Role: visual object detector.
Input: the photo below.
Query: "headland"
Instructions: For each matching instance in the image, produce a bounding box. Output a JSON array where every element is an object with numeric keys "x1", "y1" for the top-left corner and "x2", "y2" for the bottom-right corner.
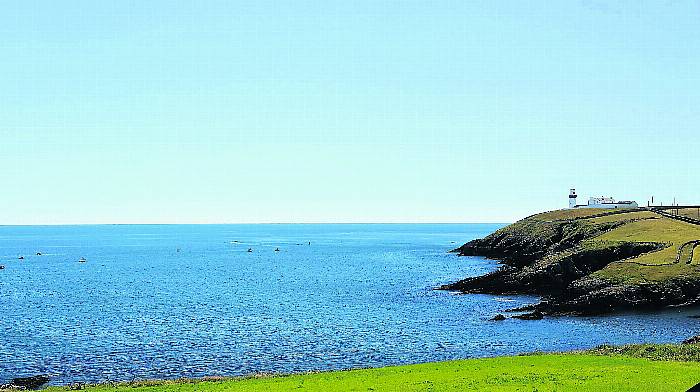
[{"x1": 442, "y1": 206, "x2": 700, "y2": 316}]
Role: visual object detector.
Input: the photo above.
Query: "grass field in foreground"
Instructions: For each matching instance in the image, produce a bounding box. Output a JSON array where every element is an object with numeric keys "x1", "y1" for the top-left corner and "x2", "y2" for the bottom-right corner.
[{"x1": 53, "y1": 353, "x2": 700, "y2": 392}]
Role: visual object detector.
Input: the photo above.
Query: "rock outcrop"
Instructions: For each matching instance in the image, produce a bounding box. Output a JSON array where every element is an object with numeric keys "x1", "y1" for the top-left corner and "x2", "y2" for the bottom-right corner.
[{"x1": 8, "y1": 376, "x2": 50, "y2": 390}]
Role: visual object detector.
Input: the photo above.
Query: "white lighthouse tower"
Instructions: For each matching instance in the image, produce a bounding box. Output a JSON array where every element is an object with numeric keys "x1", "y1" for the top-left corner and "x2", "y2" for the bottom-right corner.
[{"x1": 569, "y1": 188, "x2": 577, "y2": 208}]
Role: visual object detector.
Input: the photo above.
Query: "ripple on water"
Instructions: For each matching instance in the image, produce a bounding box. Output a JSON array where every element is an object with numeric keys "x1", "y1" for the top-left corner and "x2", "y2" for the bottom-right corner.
[{"x1": 0, "y1": 224, "x2": 699, "y2": 384}]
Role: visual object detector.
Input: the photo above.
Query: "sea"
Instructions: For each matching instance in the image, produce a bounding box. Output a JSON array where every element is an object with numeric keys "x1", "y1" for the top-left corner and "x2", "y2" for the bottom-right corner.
[{"x1": 1, "y1": 224, "x2": 698, "y2": 384}]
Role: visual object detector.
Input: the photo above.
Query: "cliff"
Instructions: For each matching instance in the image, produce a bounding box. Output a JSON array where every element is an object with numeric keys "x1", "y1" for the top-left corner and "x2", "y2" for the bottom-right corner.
[{"x1": 442, "y1": 208, "x2": 700, "y2": 316}]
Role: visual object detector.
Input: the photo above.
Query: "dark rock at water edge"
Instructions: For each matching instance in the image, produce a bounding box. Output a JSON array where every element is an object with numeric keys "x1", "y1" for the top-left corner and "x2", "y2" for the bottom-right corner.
[
  {"x1": 683, "y1": 335, "x2": 700, "y2": 345},
  {"x1": 512, "y1": 311, "x2": 544, "y2": 320},
  {"x1": 490, "y1": 314, "x2": 506, "y2": 321},
  {"x1": 533, "y1": 277, "x2": 700, "y2": 315},
  {"x1": 10, "y1": 376, "x2": 50, "y2": 390}
]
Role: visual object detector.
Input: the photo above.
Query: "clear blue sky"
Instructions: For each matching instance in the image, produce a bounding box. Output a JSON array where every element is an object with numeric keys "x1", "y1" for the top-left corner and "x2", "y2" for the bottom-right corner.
[{"x1": 2, "y1": 1, "x2": 699, "y2": 224}]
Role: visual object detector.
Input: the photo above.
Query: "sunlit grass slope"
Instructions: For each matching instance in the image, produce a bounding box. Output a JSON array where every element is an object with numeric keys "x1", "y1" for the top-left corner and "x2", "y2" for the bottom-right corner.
[
  {"x1": 57, "y1": 353, "x2": 700, "y2": 392},
  {"x1": 591, "y1": 212, "x2": 700, "y2": 282},
  {"x1": 527, "y1": 208, "x2": 700, "y2": 283}
]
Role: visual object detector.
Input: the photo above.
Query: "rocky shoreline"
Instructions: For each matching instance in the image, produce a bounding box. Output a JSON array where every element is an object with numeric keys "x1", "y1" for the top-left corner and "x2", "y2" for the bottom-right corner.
[{"x1": 440, "y1": 209, "x2": 700, "y2": 317}]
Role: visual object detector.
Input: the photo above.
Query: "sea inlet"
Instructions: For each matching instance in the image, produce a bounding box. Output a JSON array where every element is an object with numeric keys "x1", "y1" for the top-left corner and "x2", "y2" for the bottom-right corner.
[{"x1": 1, "y1": 224, "x2": 698, "y2": 384}]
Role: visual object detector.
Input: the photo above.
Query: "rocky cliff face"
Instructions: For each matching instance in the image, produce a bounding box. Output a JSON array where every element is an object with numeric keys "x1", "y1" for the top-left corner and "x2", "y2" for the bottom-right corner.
[
  {"x1": 545, "y1": 276, "x2": 700, "y2": 314},
  {"x1": 442, "y1": 211, "x2": 700, "y2": 316},
  {"x1": 444, "y1": 241, "x2": 664, "y2": 296},
  {"x1": 452, "y1": 218, "x2": 627, "y2": 265}
]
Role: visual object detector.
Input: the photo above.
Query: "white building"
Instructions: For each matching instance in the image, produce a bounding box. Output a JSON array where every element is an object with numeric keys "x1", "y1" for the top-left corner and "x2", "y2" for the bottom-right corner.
[{"x1": 569, "y1": 189, "x2": 638, "y2": 209}]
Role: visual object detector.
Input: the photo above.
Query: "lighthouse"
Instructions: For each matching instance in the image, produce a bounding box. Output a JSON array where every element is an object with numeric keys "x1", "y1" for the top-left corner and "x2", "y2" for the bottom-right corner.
[{"x1": 569, "y1": 188, "x2": 577, "y2": 208}]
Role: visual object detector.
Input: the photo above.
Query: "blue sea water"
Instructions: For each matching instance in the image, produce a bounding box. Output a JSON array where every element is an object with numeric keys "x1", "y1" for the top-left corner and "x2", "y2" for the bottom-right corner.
[{"x1": 0, "y1": 223, "x2": 699, "y2": 384}]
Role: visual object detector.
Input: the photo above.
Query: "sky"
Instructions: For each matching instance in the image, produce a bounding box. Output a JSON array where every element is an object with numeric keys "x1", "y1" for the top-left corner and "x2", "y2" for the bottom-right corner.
[{"x1": 1, "y1": 1, "x2": 699, "y2": 224}]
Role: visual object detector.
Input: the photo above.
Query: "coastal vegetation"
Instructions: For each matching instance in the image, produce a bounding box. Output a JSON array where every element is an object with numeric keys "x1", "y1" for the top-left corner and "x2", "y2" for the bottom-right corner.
[
  {"x1": 443, "y1": 208, "x2": 700, "y2": 315},
  {"x1": 41, "y1": 345, "x2": 700, "y2": 391}
]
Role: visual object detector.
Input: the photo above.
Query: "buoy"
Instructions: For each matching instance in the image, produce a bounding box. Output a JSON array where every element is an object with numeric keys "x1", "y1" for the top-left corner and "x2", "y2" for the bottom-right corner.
[
  {"x1": 18, "y1": 256, "x2": 24, "y2": 260},
  {"x1": 247, "y1": 248, "x2": 253, "y2": 253},
  {"x1": 274, "y1": 248, "x2": 280, "y2": 252},
  {"x1": 78, "y1": 257, "x2": 87, "y2": 263},
  {"x1": 36, "y1": 252, "x2": 42, "y2": 256},
  {"x1": 0, "y1": 265, "x2": 5, "y2": 270}
]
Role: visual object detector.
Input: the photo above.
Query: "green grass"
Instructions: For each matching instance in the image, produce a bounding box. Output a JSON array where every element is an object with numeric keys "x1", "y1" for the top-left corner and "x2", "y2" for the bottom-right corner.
[
  {"x1": 586, "y1": 215, "x2": 700, "y2": 282},
  {"x1": 530, "y1": 208, "x2": 632, "y2": 221},
  {"x1": 51, "y1": 353, "x2": 700, "y2": 392},
  {"x1": 587, "y1": 343, "x2": 700, "y2": 362},
  {"x1": 587, "y1": 210, "x2": 658, "y2": 224},
  {"x1": 596, "y1": 217, "x2": 700, "y2": 249},
  {"x1": 595, "y1": 261, "x2": 700, "y2": 283}
]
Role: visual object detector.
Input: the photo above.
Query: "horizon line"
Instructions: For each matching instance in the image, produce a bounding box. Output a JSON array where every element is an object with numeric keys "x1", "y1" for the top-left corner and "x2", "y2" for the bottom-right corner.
[{"x1": 0, "y1": 221, "x2": 512, "y2": 227}]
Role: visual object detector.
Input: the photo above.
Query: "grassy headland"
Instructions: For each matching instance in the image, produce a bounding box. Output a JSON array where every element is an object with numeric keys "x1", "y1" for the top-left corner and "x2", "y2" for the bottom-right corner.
[
  {"x1": 45, "y1": 345, "x2": 700, "y2": 391},
  {"x1": 443, "y1": 208, "x2": 700, "y2": 315}
]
